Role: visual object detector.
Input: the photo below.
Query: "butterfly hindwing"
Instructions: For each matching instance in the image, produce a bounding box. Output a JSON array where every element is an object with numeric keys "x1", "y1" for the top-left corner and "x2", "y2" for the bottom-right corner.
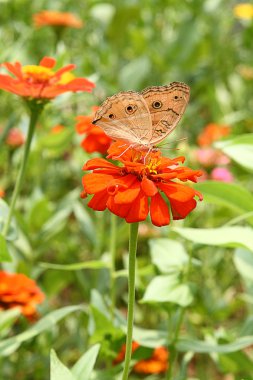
[{"x1": 141, "y1": 82, "x2": 190, "y2": 145}]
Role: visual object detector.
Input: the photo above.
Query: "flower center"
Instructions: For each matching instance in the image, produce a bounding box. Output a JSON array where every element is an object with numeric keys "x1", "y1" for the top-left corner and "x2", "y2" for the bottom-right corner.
[
  {"x1": 22, "y1": 65, "x2": 55, "y2": 84},
  {"x1": 58, "y1": 72, "x2": 75, "y2": 84},
  {"x1": 145, "y1": 157, "x2": 161, "y2": 175}
]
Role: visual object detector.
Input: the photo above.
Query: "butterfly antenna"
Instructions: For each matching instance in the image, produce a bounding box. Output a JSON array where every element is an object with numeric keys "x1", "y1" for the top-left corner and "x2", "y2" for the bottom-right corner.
[{"x1": 158, "y1": 136, "x2": 188, "y2": 147}]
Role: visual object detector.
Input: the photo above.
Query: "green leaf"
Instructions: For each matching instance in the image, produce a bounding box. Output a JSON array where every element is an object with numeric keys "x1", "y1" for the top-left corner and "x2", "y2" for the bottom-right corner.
[
  {"x1": 40, "y1": 260, "x2": 110, "y2": 271},
  {"x1": 28, "y1": 197, "x2": 53, "y2": 232},
  {"x1": 218, "y1": 350, "x2": 253, "y2": 374},
  {"x1": 73, "y1": 202, "x2": 95, "y2": 244},
  {"x1": 0, "y1": 199, "x2": 17, "y2": 242},
  {"x1": 0, "y1": 234, "x2": 12, "y2": 262},
  {"x1": 215, "y1": 134, "x2": 253, "y2": 172},
  {"x1": 195, "y1": 181, "x2": 253, "y2": 222},
  {"x1": 132, "y1": 326, "x2": 167, "y2": 348},
  {"x1": 233, "y1": 248, "x2": 253, "y2": 281},
  {"x1": 89, "y1": 306, "x2": 123, "y2": 344},
  {"x1": 177, "y1": 336, "x2": 253, "y2": 353},
  {"x1": 119, "y1": 56, "x2": 151, "y2": 90},
  {"x1": 38, "y1": 127, "x2": 73, "y2": 153},
  {"x1": 140, "y1": 274, "x2": 193, "y2": 307},
  {"x1": 149, "y1": 238, "x2": 189, "y2": 273},
  {"x1": 50, "y1": 350, "x2": 75, "y2": 380},
  {"x1": 0, "y1": 305, "x2": 85, "y2": 356},
  {"x1": 173, "y1": 227, "x2": 253, "y2": 253},
  {"x1": 0, "y1": 309, "x2": 20, "y2": 336},
  {"x1": 71, "y1": 344, "x2": 100, "y2": 380}
]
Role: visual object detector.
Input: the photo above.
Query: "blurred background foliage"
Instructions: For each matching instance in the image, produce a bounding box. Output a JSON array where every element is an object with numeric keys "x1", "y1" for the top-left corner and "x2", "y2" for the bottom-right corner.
[{"x1": 0, "y1": 0, "x2": 253, "y2": 379}]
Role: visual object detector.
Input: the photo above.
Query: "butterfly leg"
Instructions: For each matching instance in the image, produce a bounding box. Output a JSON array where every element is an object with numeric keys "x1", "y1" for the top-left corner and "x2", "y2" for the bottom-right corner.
[
  {"x1": 143, "y1": 146, "x2": 154, "y2": 164},
  {"x1": 113, "y1": 143, "x2": 133, "y2": 159}
]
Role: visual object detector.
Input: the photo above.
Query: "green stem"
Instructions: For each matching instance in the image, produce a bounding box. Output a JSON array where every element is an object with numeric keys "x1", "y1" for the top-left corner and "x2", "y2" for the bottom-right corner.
[
  {"x1": 2, "y1": 106, "x2": 42, "y2": 238},
  {"x1": 166, "y1": 247, "x2": 194, "y2": 380},
  {"x1": 109, "y1": 213, "x2": 117, "y2": 320},
  {"x1": 121, "y1": 222, "x2": 139, "y2": 380}
]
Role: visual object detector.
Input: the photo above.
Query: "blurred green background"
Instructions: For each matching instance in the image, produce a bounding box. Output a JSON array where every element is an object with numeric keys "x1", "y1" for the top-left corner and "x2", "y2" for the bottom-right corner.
[{"x1": 1, "y1": 1, "x2": 253, "y2": 379}]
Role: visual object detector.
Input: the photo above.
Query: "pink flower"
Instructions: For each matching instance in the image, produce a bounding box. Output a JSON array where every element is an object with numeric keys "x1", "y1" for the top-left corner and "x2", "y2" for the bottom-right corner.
[
  {"x1": 211, "y1": 167, "x2": 234, "y2": 183},
  {"x1": 195, "y1": 148, "x2": 230, "y2": 167}
]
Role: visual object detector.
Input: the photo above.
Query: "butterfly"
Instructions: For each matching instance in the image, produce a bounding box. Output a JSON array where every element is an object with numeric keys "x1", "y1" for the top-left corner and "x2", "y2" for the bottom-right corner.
[{"x1": 92, "y1": 82, "x2": 190, "y2": 150}]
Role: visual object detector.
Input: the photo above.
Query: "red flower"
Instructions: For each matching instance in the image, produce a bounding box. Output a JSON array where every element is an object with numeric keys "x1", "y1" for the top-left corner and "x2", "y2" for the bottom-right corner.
[
  {"x1": 0, "y1": 271, "x2": 45, "y2": 319},
  {"x1": 114, "y1": 341, "x2": 169, "y2": 374},
  {"x1": 197, "y1": 123, "x2": 230, "y2": 147},
  {"x1": 33, "y1": 10, "x2": 83, "y2": 29},
  {"x1": 0, "y1": 57, "x2": 95, "y2": 100},
  {"x1": 5, "y1": 127, "x2": 25, "y2": 147},
  {"x1": 82, "y1": 142, "x2": 203, "y2": 227},
  {"x1": 0, "y1": 188, "x2": 5, "y2": 198},
  {"x1": 76, "y1": 107, "x2": 112, "y2": 154}
]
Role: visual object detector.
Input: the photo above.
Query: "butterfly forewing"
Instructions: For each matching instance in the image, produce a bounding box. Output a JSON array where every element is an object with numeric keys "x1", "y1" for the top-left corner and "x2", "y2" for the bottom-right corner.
[
  {"x1": 93, "y1": 91, "x2": 152, "y2": 145},
  {"x1": 141, "y1": 82, "x2": 190, "y2": 145}
]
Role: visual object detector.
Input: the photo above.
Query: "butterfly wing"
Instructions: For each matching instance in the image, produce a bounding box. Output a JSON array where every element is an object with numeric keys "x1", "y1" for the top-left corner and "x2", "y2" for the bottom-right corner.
[
  {"x1": 141, "y1": 82, "x2": 190, "y2": 145},
  {"x1": 92, "y1": 91, "x2": 152, "y2": 145}
]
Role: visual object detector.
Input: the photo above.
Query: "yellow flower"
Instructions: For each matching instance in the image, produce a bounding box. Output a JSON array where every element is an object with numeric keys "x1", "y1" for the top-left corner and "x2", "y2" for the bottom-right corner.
[{"x1": 233, "y1": 3, "x2": 253, "y2": 20}]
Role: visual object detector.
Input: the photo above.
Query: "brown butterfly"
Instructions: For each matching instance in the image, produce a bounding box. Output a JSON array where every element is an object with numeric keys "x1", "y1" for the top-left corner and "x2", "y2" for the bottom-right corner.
[{"x1": 92, "y1": 82, "x2": 190, "y2": 149}]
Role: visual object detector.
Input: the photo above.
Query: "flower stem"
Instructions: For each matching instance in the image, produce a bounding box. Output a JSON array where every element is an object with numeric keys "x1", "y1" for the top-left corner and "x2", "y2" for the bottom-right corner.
[
  {"x1": 166, "y1": 247, "x2": 194, "y2": 379},
  {"x1": 121, "y1": 222, "x2": 139, "y2": 380},
  {"x1": 2, "y1": 105, "x2": 42, "y2": 238},
  {"x1": 109, "y1": 213, "x2": 117, "y2": 320}
]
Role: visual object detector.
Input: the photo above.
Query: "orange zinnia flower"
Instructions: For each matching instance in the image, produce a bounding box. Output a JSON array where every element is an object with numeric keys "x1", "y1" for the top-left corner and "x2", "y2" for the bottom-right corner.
[
  {"x1": 33, "y1": 10, "x2": 83, "y2": 29},
  {"x1": 0, "y1": 271, "x2": 45, "y2": 319},
  {"x1": 134, "y1": 347, "x2": 169, "y2": 374},
  {"x1": 0, "y1": 56, "x2": 95, "y2": 100},
  {"x1": 197, "y1": 123, "x2": 230, "y2": 147},
  {"x1": 82, "y1": 142, "x2": 202, "y2": 227},
  {"x1": 114, "y1": 341, "x2": 169, "y2": 374},
  {"x1": 51, "y1": 124, "x2": 65, "y2": 134},
  {"x1": 76, "y1": 107, "x2": 112, "y2": 154},
  {"x1": 113, "y1": 341, "x2": 140, "y2": 364}
]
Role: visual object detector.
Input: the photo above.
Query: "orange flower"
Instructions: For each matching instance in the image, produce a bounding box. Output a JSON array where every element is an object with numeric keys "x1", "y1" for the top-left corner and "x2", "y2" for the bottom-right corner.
[
  {"x1": 113, "y1": 341, "x2": 140, "y2": 364},
  {"x1": 76, "y1": 107, "x2": 112, "y2": 154},
  {"x1": 0, "y1": 271, "x2": 45, "y2": 319},
  {"x1": 134, "y1": 347, "x2": 169, "y2": 374},
  {"x1": 51, "y1": 124, "x2": 65, "y2": 134},
  {"x1": 114, "y1": 341, "x2": 169, "y2": 374},
  {"x1": 33, "y1": 10, "x2": 83, "y2": 29},
  {"x1": 197, "y1": 123, "x2": 230, "y2": 147},
  {"x1": 0, "y1": 188, "x2": 5, "y2": 198},
  {"x1": 82, "y1": 142, "x2": 202, "y2": 227},
  {"x1": 0, "y1": 56, "x2": 95, "y2": 100}
]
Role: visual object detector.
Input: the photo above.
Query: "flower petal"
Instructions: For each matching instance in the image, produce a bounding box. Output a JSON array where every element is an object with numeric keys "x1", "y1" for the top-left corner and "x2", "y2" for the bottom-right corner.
[
  {"x1": 82, "y1": 173, "x2": 115, "y2": 193},
  {"x1": 158, "y1": 182, "x2": 195, "y2": 202},
  {"x1": 87, "y1": 190, "x2": 108, "y2": 211},
  {"x1": 170, "y1": 198, "x2": 197, "y2": 220},
  {"x1": 83, "y1": 158, "x2": 118, "y2": 171},
  {"x1": 39, "y1": 57, "x2": 56, "y2": 68},
  {"x1": 150, "y1": 193, "x2": 170, "y2": 227},
  {"x1": 125, "y1": 191, "x2": 149, "y2": 223},
  {"x1": 114, "y1": 186, "x2": 140, "y2": 204},
  {"x1": 107, "y1": 196, "x2": 131, "y2": 219},
  {"x1": 141, "y1": 177, "x2": 158, "y2": 196}
]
